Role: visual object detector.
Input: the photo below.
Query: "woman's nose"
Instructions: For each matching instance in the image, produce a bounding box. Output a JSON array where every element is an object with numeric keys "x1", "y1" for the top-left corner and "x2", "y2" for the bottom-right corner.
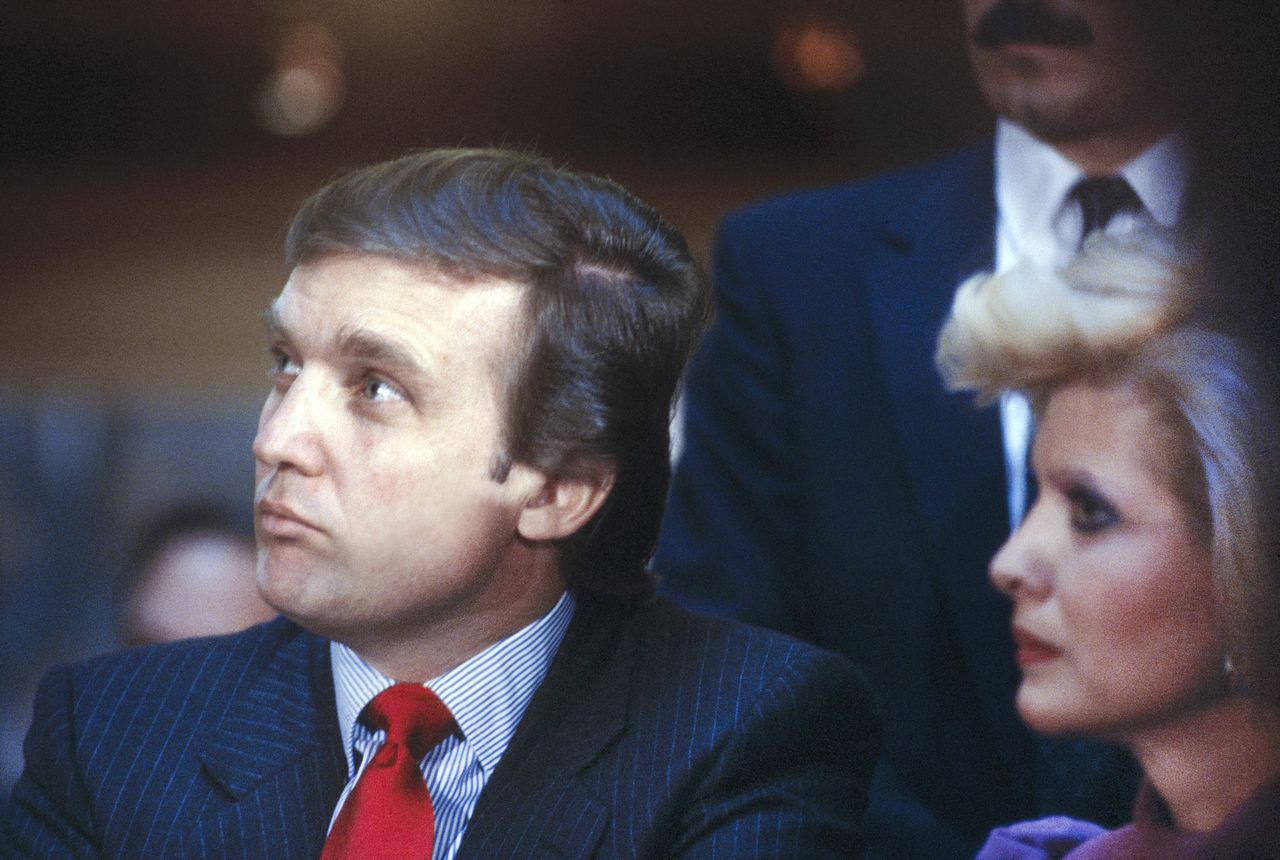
[{"x1": 989, "y1": 503, "x2": 1051, "y2": 600}]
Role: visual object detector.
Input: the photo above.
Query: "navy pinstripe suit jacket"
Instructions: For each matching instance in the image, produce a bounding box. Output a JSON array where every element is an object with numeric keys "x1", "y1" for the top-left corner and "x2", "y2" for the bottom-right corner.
[{"x1": 3, "y1": 594, "x2": 879, "y2": 859}]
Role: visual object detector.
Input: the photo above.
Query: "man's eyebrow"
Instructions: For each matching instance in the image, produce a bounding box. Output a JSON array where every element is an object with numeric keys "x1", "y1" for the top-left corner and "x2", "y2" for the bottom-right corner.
[
  {"x1": 334, "y1": 325, "x2": 426, "y2": 375},
  {"x1": 262, "y1": 305, "x2": 285, "y2": 338},
  {"x1": 259, "y1": 308, "x2": 427, "y2": 378}
]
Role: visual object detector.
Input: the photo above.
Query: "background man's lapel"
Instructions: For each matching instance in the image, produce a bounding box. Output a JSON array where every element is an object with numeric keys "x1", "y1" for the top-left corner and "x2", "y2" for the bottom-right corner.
[{"x1": 864, "y1": 148, "x2": 1034, "y2": 800}]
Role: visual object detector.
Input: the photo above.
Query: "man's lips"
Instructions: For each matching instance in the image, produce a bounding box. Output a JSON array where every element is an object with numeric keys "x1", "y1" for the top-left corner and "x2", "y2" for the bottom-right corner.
[
  {"x1": 257, "y1": 498, "x2": 323, "y2": 538},
  {"x1": 1012, "y1": 627, "x2": 1062, "y2": 666}
]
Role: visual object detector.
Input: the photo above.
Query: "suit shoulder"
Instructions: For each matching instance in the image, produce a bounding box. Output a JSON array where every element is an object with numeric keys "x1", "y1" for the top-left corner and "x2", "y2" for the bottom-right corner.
[
  {"x1": 720, "y1": 142, "x2": 993, "y2": 247},
  {"x1": 51, "y1": 617, "x2": 312, "y2": 732},
  {"x1": 620, "y1": 598, "x2": 882, "y2": 799},
  {"x1": 67, "y1": 616, "x2": 298, "y2": 684},
  {"x1": 633, "y1": 598, "x2": 872, "y2": 707}
]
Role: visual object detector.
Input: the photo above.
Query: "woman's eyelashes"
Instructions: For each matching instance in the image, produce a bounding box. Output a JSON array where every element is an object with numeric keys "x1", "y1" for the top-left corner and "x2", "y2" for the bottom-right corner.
[{"x1": 1066, "y1": 484, "x2": 1120, "y2": 534}]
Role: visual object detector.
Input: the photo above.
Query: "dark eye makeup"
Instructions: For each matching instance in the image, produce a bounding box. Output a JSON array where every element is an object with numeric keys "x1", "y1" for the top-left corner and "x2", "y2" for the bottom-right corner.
[{"x1": 1066, "y1": 484, "x2": 1119, "y2": 534}]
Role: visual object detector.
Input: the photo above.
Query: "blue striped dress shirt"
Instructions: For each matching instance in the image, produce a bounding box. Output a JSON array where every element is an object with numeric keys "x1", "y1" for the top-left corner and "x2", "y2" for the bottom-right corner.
[{"x1": 328, "y1": 591, "x2": 575, "y2": 860}]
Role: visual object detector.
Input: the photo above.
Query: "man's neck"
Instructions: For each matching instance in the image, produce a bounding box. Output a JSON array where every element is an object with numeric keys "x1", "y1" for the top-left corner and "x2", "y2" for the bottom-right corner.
[
  {"x1": 1041, "y1": 121, "x2": 1177, "y2": 176},
  {"x1": 341, "y1": 550, "x2": 568, "y2": 683}
]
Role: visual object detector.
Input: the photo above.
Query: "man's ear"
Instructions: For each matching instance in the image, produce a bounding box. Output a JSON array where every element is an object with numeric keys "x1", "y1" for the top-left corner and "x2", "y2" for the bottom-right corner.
[{"x1": 516, "y1": 456, "x2": 616, "y2": 542}]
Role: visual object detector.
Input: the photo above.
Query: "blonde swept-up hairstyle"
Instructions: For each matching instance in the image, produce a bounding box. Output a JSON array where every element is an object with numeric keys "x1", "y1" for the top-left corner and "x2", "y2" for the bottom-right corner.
[{"x1": 935, "y1": 231, "x2": 1193, "y2": 407}]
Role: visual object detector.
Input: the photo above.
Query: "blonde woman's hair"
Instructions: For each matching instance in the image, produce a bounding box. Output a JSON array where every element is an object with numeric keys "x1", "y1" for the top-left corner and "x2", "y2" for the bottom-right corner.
[
  {"x1": 936, "y1": 232, "x2": 1280, "y2": 702},
  {"x1": 935, "y1": 231, "x2": 1192, "y2": 406}
]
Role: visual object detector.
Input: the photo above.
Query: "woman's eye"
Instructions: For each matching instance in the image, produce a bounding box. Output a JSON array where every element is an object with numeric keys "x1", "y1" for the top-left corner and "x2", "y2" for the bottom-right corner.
[{"x1": 1067, "y1": 486, "x2": 1119, "y2": 534}]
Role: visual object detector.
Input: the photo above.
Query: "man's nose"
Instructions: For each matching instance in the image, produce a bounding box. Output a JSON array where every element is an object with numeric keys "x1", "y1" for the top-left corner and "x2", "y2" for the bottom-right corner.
[{"x1": 252, "y1": 376, "x2": 327, "y2": 477}]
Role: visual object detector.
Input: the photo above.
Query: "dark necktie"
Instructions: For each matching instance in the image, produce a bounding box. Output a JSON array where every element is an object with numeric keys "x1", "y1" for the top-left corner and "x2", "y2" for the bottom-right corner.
[
  {"x1": 1071, "y1": 175, "x2": 1142, "y2": 246},
  {"x1": 321, "y1": 683, "x2": 456, "y2": 860}
]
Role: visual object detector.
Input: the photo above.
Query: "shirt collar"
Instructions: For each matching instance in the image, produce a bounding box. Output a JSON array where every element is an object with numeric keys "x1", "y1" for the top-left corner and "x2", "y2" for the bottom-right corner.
[
  {"x1": 330, "y1": 590, "x2": 576, "y2": 778},
  {"x1": 995, "y1": 118, "x2": 1085, "y2": 256},
  {"x1": 995, "y1": 118, "x2": 1190, "y2": 251},
  {"x1": 1116, "y1": 131, "x2": 1190, "y2": 228}
]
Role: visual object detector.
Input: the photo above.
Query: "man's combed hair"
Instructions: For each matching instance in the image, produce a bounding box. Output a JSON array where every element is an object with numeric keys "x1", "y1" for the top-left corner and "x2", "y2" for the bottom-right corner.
[
  {"x1": 935, "y1": 232, "x2": 1280, "y2": 703},
  {"x1": 286, "y1": 148, "x2": 712, "y2": 598}
]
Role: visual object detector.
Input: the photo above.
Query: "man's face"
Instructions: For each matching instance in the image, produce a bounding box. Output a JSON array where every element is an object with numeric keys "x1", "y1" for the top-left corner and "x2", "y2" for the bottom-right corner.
[
  {"x1": 961, "y1": 0, "x2": 1177, "y2": 144},
  {"x1": 253, "y1": 254, "x2": 550, "y2": 660}
]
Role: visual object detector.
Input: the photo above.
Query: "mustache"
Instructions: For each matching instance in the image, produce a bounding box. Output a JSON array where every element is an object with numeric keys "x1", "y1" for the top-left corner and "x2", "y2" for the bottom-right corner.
[{"x1": 973, "y1": 1, "x2": 1094, "y2": 49}]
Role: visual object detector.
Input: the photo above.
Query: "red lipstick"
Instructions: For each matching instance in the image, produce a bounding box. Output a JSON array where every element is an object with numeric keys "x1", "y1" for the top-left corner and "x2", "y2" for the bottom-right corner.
[{"x1": 1012, "y1": 627, "x2": 1061, "y2": 667}]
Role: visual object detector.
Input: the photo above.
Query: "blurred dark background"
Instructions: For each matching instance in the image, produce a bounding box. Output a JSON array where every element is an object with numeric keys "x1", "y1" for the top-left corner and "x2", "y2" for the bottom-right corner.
[{"x1": 0, "y1": 0, "x2": 993, "y2": 787}]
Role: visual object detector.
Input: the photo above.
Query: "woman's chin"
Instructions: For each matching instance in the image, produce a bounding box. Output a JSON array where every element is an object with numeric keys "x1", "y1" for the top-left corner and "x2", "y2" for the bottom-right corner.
[{"x1": 1016, "y1": 684, "x2": 1083, "y2": 738}]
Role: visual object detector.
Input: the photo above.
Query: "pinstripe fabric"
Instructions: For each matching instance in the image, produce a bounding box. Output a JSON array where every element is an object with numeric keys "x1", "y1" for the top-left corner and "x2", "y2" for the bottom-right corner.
[
  {"x1": 457, "y1": 595, "x2": 880, "y2": 859},
  {"x1": 3, "y1": 618, "x2": 347, "y2": 859},
  {"x1": 2, "y1": 595, "x2": 879, "y2": 859},
  {"x1": 327, "y1": 590, "x2": 574, "y2": 859}
]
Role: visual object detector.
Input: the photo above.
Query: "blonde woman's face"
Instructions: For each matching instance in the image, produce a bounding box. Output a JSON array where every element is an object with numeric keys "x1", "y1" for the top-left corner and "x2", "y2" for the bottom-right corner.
[{"x1": 989, "y1": 379, "x2": 1222, "y2": 741}]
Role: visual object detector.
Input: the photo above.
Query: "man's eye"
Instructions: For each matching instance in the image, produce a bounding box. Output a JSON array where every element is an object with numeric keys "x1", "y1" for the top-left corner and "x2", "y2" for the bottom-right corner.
[
  {"x1": 269, "y1": 348, "x2": 299, "y2": 377},
  {"x1": 361, "y1": 376, "x2": 404, "y2": 403},
  {"x1": 1067, "y1": 486, "x2": 1119, "y2": 534}
]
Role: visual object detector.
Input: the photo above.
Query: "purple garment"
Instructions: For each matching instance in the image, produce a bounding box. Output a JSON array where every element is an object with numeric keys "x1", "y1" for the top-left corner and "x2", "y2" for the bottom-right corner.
[
  {"x1": 1066, "y1": 776, "x2": 1280, "y2": 859},
  {"x1": 977, "y1": 776, "x2": 1280, "y2": 859},
  {"x1": 977, "y1": 816, "x2": 1108, "y2": 860}
]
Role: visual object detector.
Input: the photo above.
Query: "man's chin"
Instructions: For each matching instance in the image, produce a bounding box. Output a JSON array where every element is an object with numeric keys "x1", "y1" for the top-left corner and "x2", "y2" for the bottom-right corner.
[
  {"x1": 260, "y1": 593, "x2": 347, "y2": 643},
  {"x1": 990, "y1": 85, "x2": 1112, "y2": 144},
  {"x1": 257, "y1": 557, "x2": 328, "y2": 620}
]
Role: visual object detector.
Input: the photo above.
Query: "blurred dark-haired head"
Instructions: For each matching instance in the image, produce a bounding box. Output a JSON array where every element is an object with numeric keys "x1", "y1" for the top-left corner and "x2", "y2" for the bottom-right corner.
[{"x1": 119, "y1": 502, "x2": 274, "y2": 647}]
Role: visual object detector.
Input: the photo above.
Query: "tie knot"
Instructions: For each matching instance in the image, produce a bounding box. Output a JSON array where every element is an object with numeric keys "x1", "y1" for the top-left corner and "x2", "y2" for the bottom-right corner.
[
  {"x1": 1071, "y1": 175, "x2": 1142, "y2": 242},
  {"x1": 361, "y1": 683, "x2": 455, "y2": 760}
]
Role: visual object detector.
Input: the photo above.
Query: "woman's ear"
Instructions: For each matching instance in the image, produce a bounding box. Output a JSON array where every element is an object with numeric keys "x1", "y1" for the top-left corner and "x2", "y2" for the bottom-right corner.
[{"x1": 516, "y1": 457, "x2": 616, "y2": 542}]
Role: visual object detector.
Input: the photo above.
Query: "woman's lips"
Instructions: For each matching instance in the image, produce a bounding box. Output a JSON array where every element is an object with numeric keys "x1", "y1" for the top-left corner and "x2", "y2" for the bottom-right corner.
[{"x1": 1012, "y1": 627, "x2": 1061, "y2": 667}]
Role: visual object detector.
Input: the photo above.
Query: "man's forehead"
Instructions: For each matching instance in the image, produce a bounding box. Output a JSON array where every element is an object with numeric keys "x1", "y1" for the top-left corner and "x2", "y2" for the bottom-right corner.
[
  {"x1": 267, "y1": 256, "x2": 526, "y2": 364},
  {"x1": 277, "y1": 255, "x2": 522, "y2": 313}
]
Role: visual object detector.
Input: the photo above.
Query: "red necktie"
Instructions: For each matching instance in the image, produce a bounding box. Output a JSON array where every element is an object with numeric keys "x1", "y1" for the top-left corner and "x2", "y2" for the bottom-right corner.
[{"x1": 321, "y1": 683, "x2": 456, "y2": 860}]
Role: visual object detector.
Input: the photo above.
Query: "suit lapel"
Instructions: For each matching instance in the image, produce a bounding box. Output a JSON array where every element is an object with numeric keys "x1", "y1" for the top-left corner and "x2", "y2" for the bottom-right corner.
[
  {"x1": 457, "y1": 596, "x2": 635, "y2": 859},
  {"x1": 865, "y1": 145, "x2": 1034, "y2": 800},
  {"x1": 184, "y1": 624, "x2": 347, "y2": 859}
]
